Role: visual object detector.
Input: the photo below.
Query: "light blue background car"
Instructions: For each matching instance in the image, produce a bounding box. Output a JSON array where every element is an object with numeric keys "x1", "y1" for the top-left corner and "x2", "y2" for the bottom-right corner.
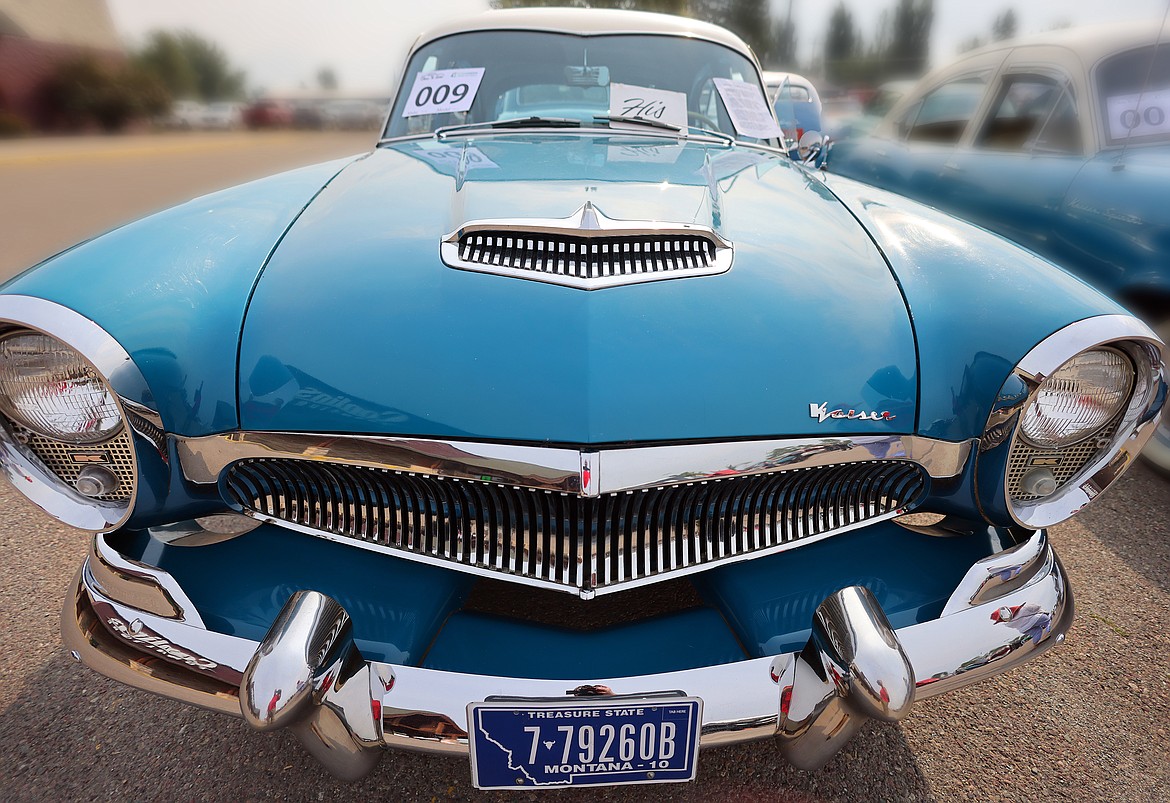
[{"x1": 828, "y1": 23, "x2": 1170, "y2": 469}]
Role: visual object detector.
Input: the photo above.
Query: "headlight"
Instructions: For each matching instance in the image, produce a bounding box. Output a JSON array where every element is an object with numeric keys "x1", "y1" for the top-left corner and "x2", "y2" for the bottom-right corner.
[
  {"x1": 0, "y1": 331, "x2": 123, "y2": 443},
  {"x1": 978, "y1": 316, "x2": 1165, "y2": 530},
  {"x1": 1018, "y1": 349, "x2": 1133, "y2": 448}
]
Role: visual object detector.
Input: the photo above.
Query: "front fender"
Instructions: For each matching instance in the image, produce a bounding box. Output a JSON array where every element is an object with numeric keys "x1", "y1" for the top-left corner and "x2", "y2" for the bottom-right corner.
[
  {"x1": 820, "y1": 174, "x2": 1129, "y2": 441},
  {"x1": 0, "y1": 156, "x2": 361, "y2": 437}
]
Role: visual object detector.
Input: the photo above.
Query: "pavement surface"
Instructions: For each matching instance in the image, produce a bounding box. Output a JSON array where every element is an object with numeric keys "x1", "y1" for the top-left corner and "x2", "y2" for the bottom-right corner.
[{"x1": 0, "y1": 132, "x2": 1168, "y2": 802}]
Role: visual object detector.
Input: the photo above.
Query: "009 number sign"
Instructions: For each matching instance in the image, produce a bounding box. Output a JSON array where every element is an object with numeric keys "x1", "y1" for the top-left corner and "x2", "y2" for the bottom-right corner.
[{"x1": 402, "y1": 68, "x2": 485, "y2": 117}]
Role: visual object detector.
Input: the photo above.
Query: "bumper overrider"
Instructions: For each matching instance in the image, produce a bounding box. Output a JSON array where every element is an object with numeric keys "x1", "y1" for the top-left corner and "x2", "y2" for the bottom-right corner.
[{"x1": 65, "y1": 528, "x2": 1071, "y2": 781}]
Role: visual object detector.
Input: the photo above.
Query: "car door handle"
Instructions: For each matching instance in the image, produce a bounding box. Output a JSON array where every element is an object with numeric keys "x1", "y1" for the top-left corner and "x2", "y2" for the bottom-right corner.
[{"x1": 942, "y1": 161, "x2": 963, "y2": 173}]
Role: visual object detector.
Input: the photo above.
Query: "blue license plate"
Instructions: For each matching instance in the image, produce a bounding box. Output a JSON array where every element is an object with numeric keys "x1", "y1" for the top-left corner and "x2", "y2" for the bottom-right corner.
[{"x1": 468, "y1": 695, "x2": 702, "y2": 790}]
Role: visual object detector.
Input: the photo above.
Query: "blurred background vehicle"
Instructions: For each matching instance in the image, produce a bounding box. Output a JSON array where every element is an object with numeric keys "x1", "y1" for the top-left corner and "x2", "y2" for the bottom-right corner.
[
  {"x1": 200, "y1": 100, "x2": 242, "y2": 129},
  {"x1": 323, "y1": 98, "x2": 384, "y2": 130},
  {"x1": 161, "y1": 99, "x2": 207, "y2": 129},
  {"x1": 827, "y1": 22, "x2": 1170, "y2": 472},
  {"x1": 826, "y1": 80, "x2": 913, "y2": 139},
  {"x1": 243, "y1": 98, "x2": 294, "y2": 128},
  {"x1": 764, "y1": 70, "x2": 822, "y2": 140}
]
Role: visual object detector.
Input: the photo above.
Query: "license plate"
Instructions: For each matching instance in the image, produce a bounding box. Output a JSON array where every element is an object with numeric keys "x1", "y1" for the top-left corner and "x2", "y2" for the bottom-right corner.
[{"x1": 468, "y1": 695, "x2": 702, "y2": 790}]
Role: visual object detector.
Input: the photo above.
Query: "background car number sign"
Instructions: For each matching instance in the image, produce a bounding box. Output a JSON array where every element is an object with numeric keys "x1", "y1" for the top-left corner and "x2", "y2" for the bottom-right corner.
[
  {"x1": 402, "y1": 68, "x2": 485, "y2": 117},
  {"x1": 468, "y1": 697, "x2": 701, "y2": 789},
  {"x1": 1107, "y1": 88, "x2": 1170, "y2": 140}
]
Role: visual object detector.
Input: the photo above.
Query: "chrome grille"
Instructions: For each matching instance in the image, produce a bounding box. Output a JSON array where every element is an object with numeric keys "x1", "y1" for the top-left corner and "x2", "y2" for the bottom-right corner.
[
  {"x1": 457, "y1": 231, "x2": 718, "y2": 279},
  {"x1": 225, "y1": 458, "x2": 928, "y2": 595}
]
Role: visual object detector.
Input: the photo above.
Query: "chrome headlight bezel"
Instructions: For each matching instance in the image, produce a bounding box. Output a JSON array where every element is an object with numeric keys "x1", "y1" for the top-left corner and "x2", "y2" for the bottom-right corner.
[
  {"x1": 0, "y1": 296, "x2": 147, "y2": 532},
  {"x1": 980, "y1": 315, "x2": 1166, "y2": 529}
]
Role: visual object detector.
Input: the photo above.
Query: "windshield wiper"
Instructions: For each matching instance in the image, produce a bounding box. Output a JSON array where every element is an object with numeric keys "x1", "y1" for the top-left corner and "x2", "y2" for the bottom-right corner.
[
  {"x1": 434, "y1": 116, "x2": 581, "y2": 139},
  {"x1": 593, "y1": 115, "x2": 735, "y2": 145},
  {"x1": 594, "y1": 114, "x2": 683, "y2": 133}
]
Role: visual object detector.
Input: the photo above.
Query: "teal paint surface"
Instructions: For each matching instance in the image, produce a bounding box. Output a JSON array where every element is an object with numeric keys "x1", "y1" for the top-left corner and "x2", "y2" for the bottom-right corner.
[
  {"x1": 1, "y1": 157, "x2": 359, "y2": 436},
  {"x1": 239, "y1": 137, "x2": 917, "y2": 442}
]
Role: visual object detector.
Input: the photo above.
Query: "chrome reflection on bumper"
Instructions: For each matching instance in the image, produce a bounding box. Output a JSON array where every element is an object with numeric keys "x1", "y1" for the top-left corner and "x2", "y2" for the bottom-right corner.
[
  {"x1": 176, "y1": 431, "x2": 973, "y2": 495},
  {"x1": 64, "y1": 530, "x2": 1069, "y2": 780}
]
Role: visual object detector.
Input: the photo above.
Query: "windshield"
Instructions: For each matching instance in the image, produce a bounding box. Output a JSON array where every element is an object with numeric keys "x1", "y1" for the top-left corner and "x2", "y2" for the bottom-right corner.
[
  {"x1": 1098, "y1": 43, "x2": 1170, "y2": 147},
  {"x1": 383, "y1": 30, "x2": 772, "y2": 142}
]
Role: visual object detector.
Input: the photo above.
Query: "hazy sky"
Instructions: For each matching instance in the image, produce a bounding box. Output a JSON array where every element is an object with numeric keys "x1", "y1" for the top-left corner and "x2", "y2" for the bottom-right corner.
[{"x1": 106, "y1": 0, "x2": 1169, "y2": 93}]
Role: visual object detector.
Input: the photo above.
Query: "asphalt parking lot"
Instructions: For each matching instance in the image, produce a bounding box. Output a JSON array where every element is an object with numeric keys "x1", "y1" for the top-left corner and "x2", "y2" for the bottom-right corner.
[{"x1": 0, "y1": 131, "x2": 1167, "y2": 802}]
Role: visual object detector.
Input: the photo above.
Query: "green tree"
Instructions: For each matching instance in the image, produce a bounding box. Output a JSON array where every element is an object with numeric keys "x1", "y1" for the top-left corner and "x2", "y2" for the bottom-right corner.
[
  {"x1": 768, "y1": 0, "x2": 798, "y2": 70},
  {"x1": 888, "y1": 0, "x2": 934, "y2": 78},
  {"x1": 317, "y1": 67, "x2": 338, "y2": 91},
  {"x1": 136, "y1": 31, "x2": 246, "y2": 101},
  {"x1": 992, "y1": 9, "x2": 1018, "y2": 41},
  {"x1": 726, "y1": 0, "x2": 772, "y2": 62},
  {"x1": 824, "y1": 2, "x2": 858, "y2": 84},
  {"x1": 40, "y1": 57, "x2": 170, "y2": 131},
  {"x1": 492, "y1": 0, "x2": 689, "y2": 12}
]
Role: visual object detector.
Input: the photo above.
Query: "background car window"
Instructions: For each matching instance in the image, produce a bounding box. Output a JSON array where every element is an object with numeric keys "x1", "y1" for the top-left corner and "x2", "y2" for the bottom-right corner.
[
  {"x1": 775, "y1": 84, "x2": 811, "y2": 103},
  {"x1": 1097, "y1": 43, "x2": 1170, "y2": 146},
  {"x1": 977, "y1": 74, "x2": 1082, "y2": 153},
  {"x1": 896, "y1": 75, "x2": 986, "y2": 143}
]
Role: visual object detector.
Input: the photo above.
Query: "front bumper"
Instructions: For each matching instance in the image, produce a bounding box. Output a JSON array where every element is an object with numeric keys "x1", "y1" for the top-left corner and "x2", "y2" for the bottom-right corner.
[{"x1": 64, "y1": 528, "x2": 1071, "y2": 781}]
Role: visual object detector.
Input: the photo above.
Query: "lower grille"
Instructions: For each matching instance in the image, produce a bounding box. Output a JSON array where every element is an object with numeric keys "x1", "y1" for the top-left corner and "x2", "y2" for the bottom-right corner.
[{"x1": 225, "y1": 458, "x2": 928, "y2": 595}]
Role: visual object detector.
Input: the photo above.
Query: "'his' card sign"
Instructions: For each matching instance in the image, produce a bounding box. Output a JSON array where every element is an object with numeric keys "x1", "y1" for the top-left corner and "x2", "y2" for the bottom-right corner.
[{"x1": 608, "y1": 83, "x2": 689, "y2": 131}]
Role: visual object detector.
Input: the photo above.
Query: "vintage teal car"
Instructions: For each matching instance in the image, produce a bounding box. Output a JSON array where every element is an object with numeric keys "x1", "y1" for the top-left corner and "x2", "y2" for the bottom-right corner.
[
  {"x1": 828, "y1": 22, "x2": 1170, "y2": 472},
  {"x1": 0, "y1": 9, "x2": 1164, "y2": 790}
]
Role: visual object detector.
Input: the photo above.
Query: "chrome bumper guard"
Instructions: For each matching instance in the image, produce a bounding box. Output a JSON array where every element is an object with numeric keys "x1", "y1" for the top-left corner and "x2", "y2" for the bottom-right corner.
[{"x1": 64, "y1": 530, "x2": 1071, "y2": 781}]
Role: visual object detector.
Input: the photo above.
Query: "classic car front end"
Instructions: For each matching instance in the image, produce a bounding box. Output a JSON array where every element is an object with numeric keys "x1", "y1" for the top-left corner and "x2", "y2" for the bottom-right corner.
[{"x1": 2, "y1": 9, "x2": 1166, "y2": 790}]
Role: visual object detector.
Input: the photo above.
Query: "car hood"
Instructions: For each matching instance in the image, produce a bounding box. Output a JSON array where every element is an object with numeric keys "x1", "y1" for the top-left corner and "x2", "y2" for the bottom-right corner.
[{"x1": 239, "y1": 136, "x2": 917, "y2": 443}]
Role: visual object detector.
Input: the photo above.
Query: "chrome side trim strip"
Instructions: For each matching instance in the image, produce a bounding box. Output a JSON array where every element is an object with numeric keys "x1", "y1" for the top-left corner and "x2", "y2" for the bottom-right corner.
[{"x1": 176, "y1": 432, "x2": 973, "y2": 495}]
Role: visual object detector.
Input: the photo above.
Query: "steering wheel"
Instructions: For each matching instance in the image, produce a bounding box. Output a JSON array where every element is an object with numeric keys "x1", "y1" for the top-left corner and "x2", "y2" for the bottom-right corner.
[{"x1": 688, "y1": 110, "x2": 720, "y2": 130}]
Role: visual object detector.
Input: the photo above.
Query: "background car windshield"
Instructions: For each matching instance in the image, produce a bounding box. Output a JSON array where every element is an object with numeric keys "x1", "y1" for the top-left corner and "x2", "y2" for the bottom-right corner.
[
  {"x1": 383, "y1": 31, "x2": 764, "y2": 140},
  {"x1": 1098, "y1": 43, "x2": 1170, "y2": 147}
]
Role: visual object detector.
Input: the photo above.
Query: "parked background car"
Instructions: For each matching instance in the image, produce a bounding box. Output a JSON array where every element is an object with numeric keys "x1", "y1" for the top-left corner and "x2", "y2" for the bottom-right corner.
[
  {"x1": 828, "y1": 22, "x2": 1170, "y2": 472},
  {"x1": 763, "y1": 70, "x2": 822, "y2": 140},
  {"x1": 1, "y1": 7, "x2": 1163, "y2": 793},
  {"x1": 243, "y1": 98, "x2": 294, "y2": 128}
]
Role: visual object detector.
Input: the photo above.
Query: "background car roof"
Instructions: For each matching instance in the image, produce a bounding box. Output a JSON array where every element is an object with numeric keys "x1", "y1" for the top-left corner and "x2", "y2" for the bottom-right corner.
[
  {"x1": 959, "y1": 19, "x2": 1163, "y2": 67},
  {"x1": 409, "y1": 8, "x2": 755, "y2": 60}
]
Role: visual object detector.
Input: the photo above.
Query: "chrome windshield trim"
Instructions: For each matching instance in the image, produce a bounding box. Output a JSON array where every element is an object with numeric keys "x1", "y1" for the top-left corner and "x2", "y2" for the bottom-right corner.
[{"x1": 177, "y1": 431, "x2": 973, "y2": 494}]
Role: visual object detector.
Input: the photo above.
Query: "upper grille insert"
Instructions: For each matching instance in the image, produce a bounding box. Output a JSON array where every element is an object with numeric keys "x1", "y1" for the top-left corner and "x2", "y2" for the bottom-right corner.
[
  {"x1": 225, "y1": 458, "x2": 928, "y2": 596},
  {"x1": 458, "y1": 232, "x2": 718, "y2": 279},
  {"x1": 441, "y1": 203, "x2": 733, "y2": 289}
]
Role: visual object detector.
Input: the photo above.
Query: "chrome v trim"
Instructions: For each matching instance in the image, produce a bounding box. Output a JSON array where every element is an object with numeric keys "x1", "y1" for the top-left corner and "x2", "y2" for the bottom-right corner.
[{"x1": 176, "y1": 431, "x2": 973, "y2": 495}]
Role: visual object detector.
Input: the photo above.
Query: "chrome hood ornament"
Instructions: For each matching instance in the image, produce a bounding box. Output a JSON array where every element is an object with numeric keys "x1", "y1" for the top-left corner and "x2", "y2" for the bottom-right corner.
[{"x1": 440, "y1": 202, "x2": 733, "y2": 290}]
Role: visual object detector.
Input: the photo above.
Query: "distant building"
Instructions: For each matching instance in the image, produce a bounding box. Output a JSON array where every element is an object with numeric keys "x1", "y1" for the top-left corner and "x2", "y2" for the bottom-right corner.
[{"x1": 0, "y1": 0, "x2": 124, "y2": 127}]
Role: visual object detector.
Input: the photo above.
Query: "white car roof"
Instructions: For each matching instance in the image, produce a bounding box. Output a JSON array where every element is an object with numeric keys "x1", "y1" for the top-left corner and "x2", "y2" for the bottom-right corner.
[
  {"x1": 962, "y1": 20, "x2": 1162, "y2": 66},
  {"x1": 410, "y1": 8, "x2": 754, "y2": 60}
]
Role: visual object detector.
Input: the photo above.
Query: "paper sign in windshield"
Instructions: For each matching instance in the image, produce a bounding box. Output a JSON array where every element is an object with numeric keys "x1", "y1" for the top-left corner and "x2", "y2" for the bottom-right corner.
[
  {"x1": 1106, "y1": 88, "x2": 1170, "y2": 140},
  {"x1": 713, "y1": 78, "x2": 782, "y2": 139},
  {"x1": 402, "y1": 68, "x2": 485, "y2": 117},
  {"x1": 608, "y1": 83, "x2": 688, "y2": 131}
]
